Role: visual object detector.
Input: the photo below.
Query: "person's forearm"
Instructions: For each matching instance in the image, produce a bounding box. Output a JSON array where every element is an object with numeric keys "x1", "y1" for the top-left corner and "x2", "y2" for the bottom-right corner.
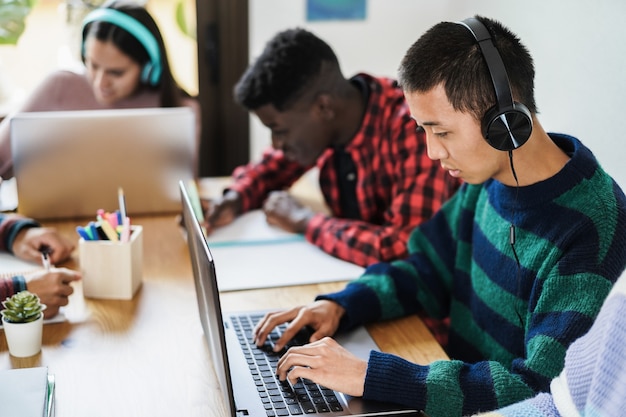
[
  {"x1": 305, "y1": 214, "x2": 412, "y2": 267},
  {"x1": 0, "y1": 276, "x2": 27, "y2": 300},
  {"x1": 230, "y1": 149, "x2": 307, "y2": 211},
  {"x1": 0, "y1": 214, "x2": 39, "y2": 253}
]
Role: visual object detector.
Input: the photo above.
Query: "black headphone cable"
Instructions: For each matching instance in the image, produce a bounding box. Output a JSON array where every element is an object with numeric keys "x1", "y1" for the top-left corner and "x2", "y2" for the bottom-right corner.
[{"x1": 508, "y1": 150, "x2": 524, "y2": 327}]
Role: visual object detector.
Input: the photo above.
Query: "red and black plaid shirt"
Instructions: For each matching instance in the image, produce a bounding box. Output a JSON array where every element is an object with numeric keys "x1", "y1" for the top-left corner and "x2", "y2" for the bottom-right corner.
[{"x1": 230, "y1": 74, "x2": 461, "y2": 268}]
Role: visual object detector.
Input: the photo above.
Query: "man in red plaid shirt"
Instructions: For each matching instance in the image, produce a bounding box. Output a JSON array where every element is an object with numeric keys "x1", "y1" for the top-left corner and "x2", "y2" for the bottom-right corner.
[{"x1": 205, "y1": 28, "x2": 460, "y2": 269}]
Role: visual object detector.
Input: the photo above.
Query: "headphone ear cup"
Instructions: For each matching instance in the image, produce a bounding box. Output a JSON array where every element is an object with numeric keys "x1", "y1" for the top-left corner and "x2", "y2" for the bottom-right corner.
[
  {"x1": 81, "y1": 9, "x2": 162, "y2": 86},
  {"x1": 482, "y1": 102, "x2": 533, "y2": 151},
  {"x1": 141, "y1": 63, "x2": 153, "y2": 84}
]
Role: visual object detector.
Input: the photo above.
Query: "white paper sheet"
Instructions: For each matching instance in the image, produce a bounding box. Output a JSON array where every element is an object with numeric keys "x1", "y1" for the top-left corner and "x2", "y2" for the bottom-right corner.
[
  {"x1": 0, "y1": 177, "x2": 18, "y2": 211},
  {"x1": 206, "y1": 210, "x2": 305, "y2": 246},
  {"x1": 0, "y1": 252, "x2": 40, "y2": 278},
  {"x1": 204, "y1": 210, "x2": 364, "y2": 291}
]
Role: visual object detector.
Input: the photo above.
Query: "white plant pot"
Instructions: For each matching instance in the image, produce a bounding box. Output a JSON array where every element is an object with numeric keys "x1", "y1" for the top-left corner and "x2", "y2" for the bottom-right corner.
[{"x1": 2, "y1": 315, "x2": 44, "y2": 357}]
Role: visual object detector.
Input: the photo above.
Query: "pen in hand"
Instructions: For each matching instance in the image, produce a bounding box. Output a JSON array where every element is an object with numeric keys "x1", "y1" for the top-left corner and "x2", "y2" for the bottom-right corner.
[{"x1": 40, "y1": 245, "x2": 52, "y2": 271}]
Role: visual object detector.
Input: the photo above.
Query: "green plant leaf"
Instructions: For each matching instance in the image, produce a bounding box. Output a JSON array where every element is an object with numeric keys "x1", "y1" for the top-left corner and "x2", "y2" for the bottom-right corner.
[
  {"x1": 0, "y1": 0, "x2": 38, "y2": 45},
  {"x1": 175, "y1": 0, "x2": 196, "y2": 40},
  {"x1": 1, "y1": 290, "x2": 43, "y2": 323}
]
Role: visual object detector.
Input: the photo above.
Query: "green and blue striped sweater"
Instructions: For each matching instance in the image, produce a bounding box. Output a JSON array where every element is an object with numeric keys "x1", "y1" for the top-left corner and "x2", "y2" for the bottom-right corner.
[{"x1": 318, "y1": 134, "x2": 626, "y2": 417}]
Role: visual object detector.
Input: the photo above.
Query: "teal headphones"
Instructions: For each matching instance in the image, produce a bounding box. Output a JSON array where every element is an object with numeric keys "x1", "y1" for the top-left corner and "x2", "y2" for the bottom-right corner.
[{"x1": 81, "y1": 8, "x2": 162, "y2": 86}]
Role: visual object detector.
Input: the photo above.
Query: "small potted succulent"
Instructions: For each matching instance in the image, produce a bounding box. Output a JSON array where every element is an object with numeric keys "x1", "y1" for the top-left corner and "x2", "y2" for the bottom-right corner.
[{"x1": 1, "y1": 290, "x2": 46, "y2": 357}]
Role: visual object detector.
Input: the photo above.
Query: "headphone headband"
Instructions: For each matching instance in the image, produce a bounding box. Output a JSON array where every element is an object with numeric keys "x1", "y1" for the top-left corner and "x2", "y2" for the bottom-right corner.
[
  {"x1": 82, "y1": 8, "x2": 162, "y2": 86},
  {"x1": 458, "y1": 18, "x2": 514, "y2": 111},
  {"x1": 456, "y1": 17, "x2": 532, "y2": 151}
]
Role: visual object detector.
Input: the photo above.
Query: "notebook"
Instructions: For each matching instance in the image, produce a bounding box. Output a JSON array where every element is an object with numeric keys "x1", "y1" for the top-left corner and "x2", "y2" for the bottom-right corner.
[
  {"x1": 179, "y1": 180, "x2": 423, "y2": 417},
  {"x1": 0, "y1": 367, "x2": 55, "y2": 417},
  {"x1": 11, "y1": 107, "x2": 195, "y2": 220}
]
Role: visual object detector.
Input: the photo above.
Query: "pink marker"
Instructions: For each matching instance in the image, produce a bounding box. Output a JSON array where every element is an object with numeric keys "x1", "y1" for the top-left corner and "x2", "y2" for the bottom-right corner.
[
  {"x1": 107, "y1": 212, "x2": 118, "y2": 229},
  {"x1": 120, "y1": 216, "x2": 131, "y2": 243}
]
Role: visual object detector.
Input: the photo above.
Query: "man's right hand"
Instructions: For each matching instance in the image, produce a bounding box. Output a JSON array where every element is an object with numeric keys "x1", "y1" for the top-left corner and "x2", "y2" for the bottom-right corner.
[
  {"x1": 203, "y1": 190, "x2": 242, "y2": 234},
  {"x1": 252, "y1": 300, "x2": 346, "y2": 352}
]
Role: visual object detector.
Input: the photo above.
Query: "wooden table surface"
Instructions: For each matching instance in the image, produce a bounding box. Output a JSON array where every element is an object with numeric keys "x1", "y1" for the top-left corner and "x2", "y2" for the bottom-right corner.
[{"x1": 0, "y1": 213, "x2": 447, "y2": 416}]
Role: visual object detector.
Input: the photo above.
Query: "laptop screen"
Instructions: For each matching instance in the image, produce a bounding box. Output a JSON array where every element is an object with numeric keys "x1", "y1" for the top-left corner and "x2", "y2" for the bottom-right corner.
[
  {"x1": 180, "y1": 180, "x2": 236, "y2": 416},
  {"x1": 12, "y1": 108, "x2": 195, "y2": 219}
]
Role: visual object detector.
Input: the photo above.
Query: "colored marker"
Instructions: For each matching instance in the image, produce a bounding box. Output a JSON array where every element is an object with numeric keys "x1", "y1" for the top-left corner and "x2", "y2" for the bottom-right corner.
[
  {"x1": 107, "y1": 211, "x2": 119, "y2": 229},
  {"x1": 98, "y1": 218, "x2": 119, "y2": 241},
  {"x1": 120, "y1": 216, "x2": 131, "y2": 243},
  {"x1": 76, "y1": 225, "x2": 93, "y2": 241},
  {"x1": 118, "y1": 187, "x2": 127, "y2": 221},
  {"x1": 93, "y1": 222, "x2": 107, "y2": 240}
]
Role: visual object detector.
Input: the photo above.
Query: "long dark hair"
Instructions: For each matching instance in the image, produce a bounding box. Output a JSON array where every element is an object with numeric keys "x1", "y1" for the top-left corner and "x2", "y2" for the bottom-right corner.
[{"x1": 82, "y1": 0, "x2": 191, "y2": 106}]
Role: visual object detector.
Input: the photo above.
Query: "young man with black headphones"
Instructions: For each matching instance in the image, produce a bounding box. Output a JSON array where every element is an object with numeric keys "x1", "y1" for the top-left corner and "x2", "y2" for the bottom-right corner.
[{"x1": 251, "y1": 16, "x2": 626, "y2": 417}]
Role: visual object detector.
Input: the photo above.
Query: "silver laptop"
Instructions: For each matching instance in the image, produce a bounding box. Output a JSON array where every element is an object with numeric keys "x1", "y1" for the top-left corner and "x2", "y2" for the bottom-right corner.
[
  {"x1": 11, "y1": 107, "x2": 195, "y2": 220},
  {"x1": 179, "y1": 181, "x2": 423, "y2": 417}
]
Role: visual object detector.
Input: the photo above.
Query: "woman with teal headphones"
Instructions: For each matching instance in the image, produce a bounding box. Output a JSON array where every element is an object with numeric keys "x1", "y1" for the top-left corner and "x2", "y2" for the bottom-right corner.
[{"x1": 0, "y1": 0, "x2": 200, "y2": 178}]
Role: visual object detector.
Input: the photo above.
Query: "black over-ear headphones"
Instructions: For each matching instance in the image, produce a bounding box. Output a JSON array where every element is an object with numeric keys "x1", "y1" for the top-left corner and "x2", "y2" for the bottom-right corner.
[{"x1": 457, "y1": 17, "x2": 532, "y2": 151}]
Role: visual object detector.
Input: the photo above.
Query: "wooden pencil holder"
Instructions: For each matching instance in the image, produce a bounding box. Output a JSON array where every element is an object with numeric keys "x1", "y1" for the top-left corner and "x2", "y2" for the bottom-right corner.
[{"x1": 79, "y1": 226, "x2": 143, "y2": 300}]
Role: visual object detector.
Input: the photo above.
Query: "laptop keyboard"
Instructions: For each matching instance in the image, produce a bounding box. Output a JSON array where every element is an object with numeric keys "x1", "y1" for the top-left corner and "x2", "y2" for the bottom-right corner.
[{"x1": 231, "y1": 314, "x2": 345, "y2": 416}]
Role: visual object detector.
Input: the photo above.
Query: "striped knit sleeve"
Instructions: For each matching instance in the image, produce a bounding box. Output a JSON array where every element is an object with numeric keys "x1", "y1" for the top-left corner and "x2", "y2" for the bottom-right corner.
[
  {"x1": 316, "y1": 186, "x2": 466, "y2": 330},
  {"x1": 1, "y1": 214, "x2": 36, "y2": 299},
  {"x1": 1, "y1": 276, "x2": 27, "y2": 301},
  {"x1": 0, "y1": 213, "x2": 40, "y2": 254}
]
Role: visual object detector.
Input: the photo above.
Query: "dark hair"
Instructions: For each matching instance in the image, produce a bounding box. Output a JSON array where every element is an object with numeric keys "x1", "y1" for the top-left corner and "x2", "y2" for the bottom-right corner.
[
  {"x1": 233, "y1": 27, "x2": 340, "y2": 111},
  {"x1": 82, "y1": 0, "x2": 189, "y2": 106},
  {"x1": 398, "y1": 15, "x2": 537, "y2": 121}
]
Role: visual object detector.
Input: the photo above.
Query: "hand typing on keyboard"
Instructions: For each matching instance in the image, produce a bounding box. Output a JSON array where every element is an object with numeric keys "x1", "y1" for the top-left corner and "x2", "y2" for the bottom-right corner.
[
  {"x1": 252, "y1": 300, "x2": 346, "y2": 352},
  {"x1": 276, "y1": 336, "x2": 368, "y2": 397},
  {"x1": 235, "y1": 315, "x2": 347, "y2": 415},
  {"x1": 251, "y1": 301, "x2": 367, "y2": 398},
  {"x1": 264, "y1": 325, "x2": 313, "y2": 355}
]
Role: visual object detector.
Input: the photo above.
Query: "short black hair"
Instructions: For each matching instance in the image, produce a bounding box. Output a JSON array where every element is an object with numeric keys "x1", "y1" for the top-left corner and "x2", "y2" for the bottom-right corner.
[
  {"x1": 234, "y1": 28, "x2": 340, "y2": 111},
  {"x1": 398, "y1": 15, "x2": 537, "y2": 121}
]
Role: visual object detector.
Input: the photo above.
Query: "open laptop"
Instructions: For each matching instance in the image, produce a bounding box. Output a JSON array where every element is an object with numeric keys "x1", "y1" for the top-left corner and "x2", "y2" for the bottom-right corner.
[
  {"x1": 179, "y1": 180, "x2": 423, "y2": 417},
  {"x1": 11, "y1": 107, "x2": 195, "y2": 220}
]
